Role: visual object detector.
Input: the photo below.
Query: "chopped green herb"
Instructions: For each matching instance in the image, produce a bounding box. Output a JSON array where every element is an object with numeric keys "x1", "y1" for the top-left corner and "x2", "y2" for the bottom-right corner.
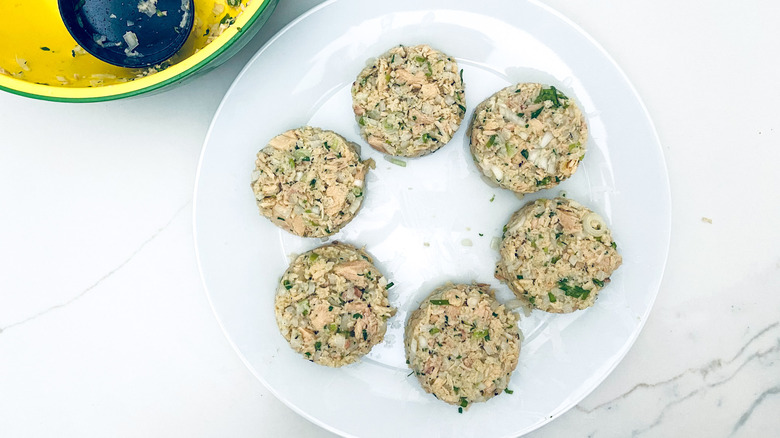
[
  {"x1": 479, "y1": 233, "x2": 484, "y2": 237},
  {"x1": 429, "y1": 327, "x2": 441, "y2": 335},
  {"x1": 328, "y1": 323, "x2": 337, "y2": 332},
  {"x1": 314, "y1": 341, "x2": 321, "y2": 351},
  {"x1": 41, "y1": 47, "x2": 51, "y2": 51},
  {"x1": 516, "y1": 275, "x2": 523, "y2": 280},
  {"x1": 309, "y1": 178, "x2": 317, "y2": 188},
  {"x1": 415, "y1": 56, "x2": 426, "y2": 63},
  {"x1": 548, "y1": 292, "x2": 557, "y2": 303},
  {"x1": 486, "y1": 134, "x2": 497, "y2": 147},
  {"x1": 551, "y1": 255, "x2": 561, "y2": 264},
  {"x1": 530, "y1": 107, "x2": 544, "y2": 119},
  {"x1": 421, "y1": 133, "x2": 430, "y2": 143},
  {"x1": 558, "y1": 278, "x2": 590, "y2": 299},
  {"x1": 385, "y1": 282, "x2": 394, "y2": 289},
  {"x1": 276, "y1": 217, "x2": 286, "y2": 221},
  {"x1": 227, "y1": 0, "x2": 241, "y2": 6},
  {"x1": 489, "y1": 194, "x2": 495, "y2": 202},
  {"x1": 529, "y1": 296, "x2": 536, "y2": 305},
  {"x1": 458, "y1": 407, "x2": 463, "y2": 414},
  {"x1": 592, "y1": 278, "x2": 605, "y2": 287},
  {"x1": 536, "y1": 176, "x2": 551, "y2": 186},
  {"x1": 457, "y1": 103, "x2": 467, "y2": 113},
  {"x1": 305, "y1": 352, "x2": 311, "y2": 357},
  {"x1": 453, "y1": 386, "x2": 460, "y2": 394},
  {"x1": 328, "y1": 306, "x2": 333, "y2": 311},
  {"x1": 611, "y1": 241, "x2": 617, "y2": 249},
  {"x1": 358, "y1": 116, "x2": 365, "y2": 126},
  {"x1": 459, "y1": 69, "x2": 464, "y2": 83},
  {"x1": 391, "y1": 54, "x2": 395, "y2": 63},
  {"x1": 568, "y1": 142, "x2": 581, "y2": 152},
  {"x1": 430, "y1": 299, "x2": 450, "y2": 305},
  {"x1": 362, "y1": 329, "x2": 368, "y2": 341},
  {"x1": 282, "y1": 280, "x2": 292, "y2": 290},
  {"x1": 459, "y1": 397, "x2": 469, "y2": 408},
  {"x1": 353, "y1": 313, "x2": 363, "y2": 319},
  {"x1": 504, "y1": 388, "x2": 514, "y2": 394},
  {"x1": 534, "y1": 86, "x2": 567, "y2": 107},
  {"x1": 220, "y1": 14, "x2": 233, "y2": 25}
]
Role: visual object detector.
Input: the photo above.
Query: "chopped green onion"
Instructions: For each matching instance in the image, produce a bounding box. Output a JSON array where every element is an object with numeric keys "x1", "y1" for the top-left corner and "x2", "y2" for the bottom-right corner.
[
  {"x1": 328, "y1": 305, "x2": 333, "y2": 311},
  {"x1": 557, "y1": 278, "x2": 590, "y2": 299},
  {"x1": 328, "y1": 323, "x2": 338, "y2": 332},
  {"x1": 453, "y1": 386, "x2": 460, "y2": 394},
  {"x1": 459, "y1": 397, "x2": 468, "y2": 408},
  {"x1": 516, "y1": 275, "x2": 523, "y2": 280},
  {"x1": 314, "y1": 341, "x2": 321, "y2": 351},
  {"x1": 362, "y1": 329, "x2": 368, "y2": 341},
  {"x1": 383, "y1": 155, "x2": 407, "y2": 167},
  {"x1": 486, "y1": 134, "x2": 497, "y2": 147},
  {"x1": 592, "y1": 278, "x2": 605, "y2": 287},
  {"x1": 548, "y1": 292, "x2": 557, "y2": 303},
  {"x1": 41, "y1": 47, "x2": 51, "y2": 51},
  {"x1": 282, "y1": 279, "x2": 292, "y2": 290},
  {"x1": 358, "y1": 116, "x2": 365, "y2": 126},
  {"x1": 551, "y1": 255, "x2": 561, "y2": 264},
  {"x1": 430, "y1": 299, "x2": 450, "y2": 305},
  {"x1": 521, "y1": 149, "x2": 529, "y2": 159},
  {"x1": 429, "y1": 327, "x2": 441, "y2": 335},
  {"x1": 611, "y1": 241, "x2": 617, "y2": 249},
  {"x1": 530, "y1": 107, "x2": 544, "y2": 119},
  {"x1": 490, "y1": 194, "x2": 495, "y2": 202},
  {"x1": 385, "y1": 282, "x2": 394, "y2": 289},
  {"x1": 472, "y1": 329, "x2": 489, "y2": 340},
  {"x1": 414, "y1": 56, "x2": 426, "y2": 63},
  {"x1": 353, "y1": 313, "x2": 363, "y2": 319}
]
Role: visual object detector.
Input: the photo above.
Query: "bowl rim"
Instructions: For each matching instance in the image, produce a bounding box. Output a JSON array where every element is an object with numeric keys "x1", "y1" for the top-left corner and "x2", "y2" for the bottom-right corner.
[{"x1": 0, "y1": 0, "x2": 273, "y2": 103}]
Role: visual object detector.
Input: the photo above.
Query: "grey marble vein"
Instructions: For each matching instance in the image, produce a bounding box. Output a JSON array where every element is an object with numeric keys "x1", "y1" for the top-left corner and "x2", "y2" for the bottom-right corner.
[
  {"x1": 731, "y1": 384, "x2": 780, "y2": 435},
  {"x1": 572, "y1": 322, "x2": 780, "y2": 436},
  {"x1": 0, "y1": 201, "x2": 191, "y2": 334}
]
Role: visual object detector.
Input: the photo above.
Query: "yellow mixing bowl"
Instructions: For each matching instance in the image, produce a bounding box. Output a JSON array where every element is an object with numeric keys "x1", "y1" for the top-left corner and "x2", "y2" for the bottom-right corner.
[{"x1": 0, "y1": 0, "x2": 278, "y2": 102}]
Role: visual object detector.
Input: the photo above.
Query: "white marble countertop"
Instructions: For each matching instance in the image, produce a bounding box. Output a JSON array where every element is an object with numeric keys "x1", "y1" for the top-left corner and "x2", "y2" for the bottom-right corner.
[{"x1": 1, "y1": 1, "x2": 779, "y2": 436}]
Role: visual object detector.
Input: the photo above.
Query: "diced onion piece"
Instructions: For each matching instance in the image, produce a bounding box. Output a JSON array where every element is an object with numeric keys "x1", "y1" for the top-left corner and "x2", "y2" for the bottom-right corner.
[
  {"x1": 583, "y1": 212, "x2": 607, "y2": 237},
  {"x1": 461, "y1": 238, "x2": 473, "y2": 247},
  {"x1": 491, "y1": 165, "x2": 503, "y2": 181},
  {"x1": 539, "y1": 132, "x2": 554, "y2": 148},
  {"x1": 490, "y1": 237, "x2": 501, "y2": 250}
]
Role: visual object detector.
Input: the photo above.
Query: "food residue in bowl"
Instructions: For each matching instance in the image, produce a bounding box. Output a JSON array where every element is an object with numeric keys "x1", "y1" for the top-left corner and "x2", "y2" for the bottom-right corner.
[{"x1": 0, "y1": 0, "x2": 253, "y2": 88}]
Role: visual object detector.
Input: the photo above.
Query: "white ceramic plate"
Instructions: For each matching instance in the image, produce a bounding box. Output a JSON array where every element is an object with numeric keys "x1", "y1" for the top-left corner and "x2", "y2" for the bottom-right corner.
[{"x1": 194, "y1": 0, "x2": 670, "y2": 436}]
